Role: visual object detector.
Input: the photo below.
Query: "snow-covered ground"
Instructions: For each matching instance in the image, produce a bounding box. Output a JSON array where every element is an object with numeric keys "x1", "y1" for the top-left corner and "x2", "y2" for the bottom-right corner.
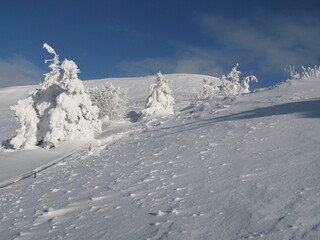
[{"x1": 0, "y1": 74, "x2": 319, "y2": 239}]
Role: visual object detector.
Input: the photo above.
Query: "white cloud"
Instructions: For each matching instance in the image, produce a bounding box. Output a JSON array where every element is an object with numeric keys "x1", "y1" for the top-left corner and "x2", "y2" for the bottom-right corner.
[
  {"x1": 0, "y1": 55, "x2": 44, "y2": 88},
  {"x1": 117, "y1": 43, "x2": 228, "y2": 78},
  {"x1": 118, "y1": 11, "x2": 320, "y2": 85},
  {"x1": 200, "y1": 12, "x2": 320, "y2": 73}
]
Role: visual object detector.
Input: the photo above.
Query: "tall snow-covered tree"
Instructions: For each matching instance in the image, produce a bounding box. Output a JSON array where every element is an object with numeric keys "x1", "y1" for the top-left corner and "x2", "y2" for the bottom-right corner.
[
  {"x1": 141, "y1": 72, "x2": 175, "y2": 116},
  {"x1": 10, "y1": 43, "x2": 101, "y2": 149}
]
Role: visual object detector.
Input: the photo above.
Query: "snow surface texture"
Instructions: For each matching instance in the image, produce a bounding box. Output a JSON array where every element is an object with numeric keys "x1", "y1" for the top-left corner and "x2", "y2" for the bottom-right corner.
[
  {"x1": 141, "y1": 72, "x2": 175, "y2": 117},
  {"x1": 0, "y1": 74, "x2": 320, "y2": 239},
  {"x1": 10, "y1": 44, "x2": 101, "y2": 149}
]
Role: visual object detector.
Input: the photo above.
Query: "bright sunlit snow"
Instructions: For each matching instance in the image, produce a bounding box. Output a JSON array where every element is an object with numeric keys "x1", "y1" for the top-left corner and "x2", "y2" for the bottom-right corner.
[{"x1": 0, "y1": 73, "x2": 319, "y2": 239}]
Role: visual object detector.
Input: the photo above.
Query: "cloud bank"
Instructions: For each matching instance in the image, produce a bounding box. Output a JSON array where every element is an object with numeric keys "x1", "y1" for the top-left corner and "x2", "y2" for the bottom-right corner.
[
  {"x1": 117, "y1": 10, "x2": 320, "y2": 87},
  {"x1": 200, "y1": 12, "x2": 320, "y2": 73}
]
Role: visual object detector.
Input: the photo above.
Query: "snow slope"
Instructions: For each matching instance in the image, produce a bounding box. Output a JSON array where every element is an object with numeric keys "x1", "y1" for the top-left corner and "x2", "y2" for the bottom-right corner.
[{"x1": 0, "y1": 74, "x2": 319, "y2": 239}]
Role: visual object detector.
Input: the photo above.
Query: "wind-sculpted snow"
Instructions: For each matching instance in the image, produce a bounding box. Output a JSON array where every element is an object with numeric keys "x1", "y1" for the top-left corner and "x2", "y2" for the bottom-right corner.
[{"x1": 0, "y1": 74, "x2": 320, "y2": 239}]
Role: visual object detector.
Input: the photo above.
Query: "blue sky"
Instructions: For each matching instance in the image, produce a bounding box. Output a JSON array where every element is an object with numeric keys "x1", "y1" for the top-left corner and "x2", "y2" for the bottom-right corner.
[{"x1": 0, "y1": 0, "x2": 319, "y2": 88}]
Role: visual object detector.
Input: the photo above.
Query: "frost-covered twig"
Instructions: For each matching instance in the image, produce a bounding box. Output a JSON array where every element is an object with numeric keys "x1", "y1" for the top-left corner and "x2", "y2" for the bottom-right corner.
[
  {"x1": 302, "y1": 65, "x2": 320, "y2": 79},
  {"x1": 285, "y1": 65, "x2": 300, "y2": 80}
]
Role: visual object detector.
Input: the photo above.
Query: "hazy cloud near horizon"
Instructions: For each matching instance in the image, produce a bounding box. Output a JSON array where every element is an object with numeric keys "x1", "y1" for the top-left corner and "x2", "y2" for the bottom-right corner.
[
  {"x1": 117, "y1": 11, "x2": 320, "y2": 86},
  {"x1": 200, "y1": 12, "x2": 320, "y2": 71},
  {"x1": 0, "y1": 55, "x2": 43, "y2": 88}
]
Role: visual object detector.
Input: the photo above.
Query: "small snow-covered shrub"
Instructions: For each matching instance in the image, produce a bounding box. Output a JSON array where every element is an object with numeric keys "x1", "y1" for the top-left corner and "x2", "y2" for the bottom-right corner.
[
  {"x1": 190, "y1": 78, "x2": 219, "y2": 107},
  {"x1": 203, "y1": 78, "x2": 220, "y2": 99},
  {"x1": 10, "y1": 43, "x2": 101, "y2": 149},
  {"x1": 286, "y1": 65, "x2": 320, "y2": 80},
  {"x1": 202, "y1": 64, "x2": 258, "y2": 99},
  {"x1": 141, "y1": 72, "x2": 175, "y2": 117},
  {"x1": 190, "y1": 90, "x2": 204, "y2": 108},
  {"x1": 301, "y1": 65, "x2": 320, "y2": 79},
  {"x1": 219, "y1": 64, "x2": 258, "y2": 96},
  {"x1": 88, "y1": 82, "x2": 127, "y2": 121},
  {"x1": 285, "y1": 65, "x2": 301, "y2": 80}
]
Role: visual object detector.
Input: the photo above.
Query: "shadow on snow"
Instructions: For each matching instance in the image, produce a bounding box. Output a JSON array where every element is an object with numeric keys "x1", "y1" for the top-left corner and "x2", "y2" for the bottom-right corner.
[{"x1": 141, "y1": 98, "x2": 320, "y2": 140}]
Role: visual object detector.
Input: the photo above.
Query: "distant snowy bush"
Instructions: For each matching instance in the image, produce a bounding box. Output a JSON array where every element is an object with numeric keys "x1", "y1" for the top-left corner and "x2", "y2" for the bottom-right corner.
[
  {"x1": 141, "y1": 72, "x2": 175, "y2": 117},
  {"x1": 88, "y1": 82, "x2": 127, "y2": 121},
  {"x1": 286, "y1": 65, "x2": 320, "y2": 80},
  {"x1": 10, "y1": 43, "x2": 101, "y2": 149},
  {"x1": 218, "y1": 64, "x2": 258, "y2": 96},
  {"x1": 191, "y1": 64, "x2": 258, "y2": 105},
  {"x1": 285, "y1": 66, "x2": 301, "y2": 80}
]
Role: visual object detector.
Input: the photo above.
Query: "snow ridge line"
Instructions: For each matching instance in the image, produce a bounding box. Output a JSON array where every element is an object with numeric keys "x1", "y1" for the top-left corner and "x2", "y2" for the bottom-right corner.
[{"x1": 0, "y1": 144, "x2": 90, "y2": 189}]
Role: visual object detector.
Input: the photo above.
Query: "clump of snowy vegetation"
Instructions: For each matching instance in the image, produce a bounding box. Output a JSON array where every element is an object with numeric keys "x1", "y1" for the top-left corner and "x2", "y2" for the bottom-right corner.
[
  {"x1": 214, "y1": 63, "x2": 258, "y2": 96},
  {"x1": 88, "y1": 82, "x2": 127, "y2": 121},
  {"x1": 141, "y1": 72, "x2": 175, "y2": 117},
  {"x1": 286, "y1": 65, "x2": 320, "y2": 80},
  {"x1": 191, "y1": 64, "x2": 257, "y2": 106},
  {"x1": 10, "y1": 43, "x2": 101, "y2": 149}
]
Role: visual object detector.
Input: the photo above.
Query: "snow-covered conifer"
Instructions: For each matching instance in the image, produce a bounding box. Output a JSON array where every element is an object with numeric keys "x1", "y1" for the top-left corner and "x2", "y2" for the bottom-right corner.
[
  {"x1": 88, "y1": 82, "x2": 127, "y2": 121},
  {"x1": 141, "y1": 72, "x2": 174, "y2": 116},
  {"x1": 10, "y1": 43, "x2": 101, "y2": 149}
]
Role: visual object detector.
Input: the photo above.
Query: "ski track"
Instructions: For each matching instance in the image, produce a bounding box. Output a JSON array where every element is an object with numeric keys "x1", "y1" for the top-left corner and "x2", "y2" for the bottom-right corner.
[{"x1": 1, "y1": 76, "x2": 320, "y2": 239}]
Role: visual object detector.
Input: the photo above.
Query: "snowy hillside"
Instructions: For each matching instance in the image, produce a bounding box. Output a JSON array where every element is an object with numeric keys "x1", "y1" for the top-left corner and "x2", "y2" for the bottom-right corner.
[{"x1": 0, "y1": 74, "x2": 320, "y2": 239}]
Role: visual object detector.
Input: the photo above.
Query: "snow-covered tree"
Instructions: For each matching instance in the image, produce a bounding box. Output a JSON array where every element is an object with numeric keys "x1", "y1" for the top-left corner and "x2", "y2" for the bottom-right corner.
[
  {"x1": 192, "y1": 64, "x2": 258, "y2": 104},
  {"x1": 10, "y1": 43, "x2": 101, "y2": 149},
  {"x1": 88, "y1": 82, "x2": 127, "y2": 121},
  {"x1": 141, "y1": 72, "x2": 175, "y2": 116},
  {"x1": 214, "y1": 64, "x2": 257, "y2": 96}
]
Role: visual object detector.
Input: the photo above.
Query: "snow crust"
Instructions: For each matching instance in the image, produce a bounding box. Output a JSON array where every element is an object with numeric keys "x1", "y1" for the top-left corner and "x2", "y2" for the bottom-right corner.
[{"x1": 0, "y1": 74, "x2": 320, "y2": 239}]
